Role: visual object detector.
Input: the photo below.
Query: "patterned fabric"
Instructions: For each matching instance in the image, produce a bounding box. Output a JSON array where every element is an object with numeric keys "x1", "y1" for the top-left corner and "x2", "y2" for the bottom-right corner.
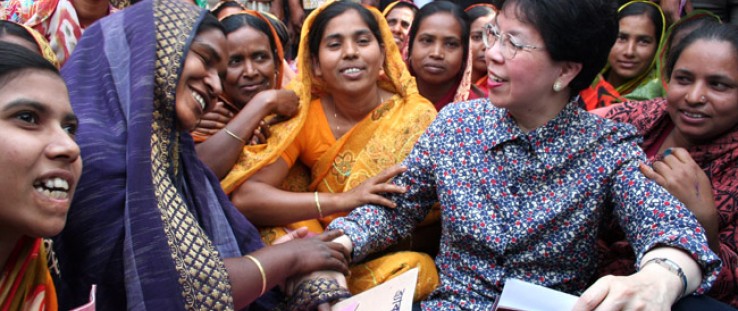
[
  {"x1": 278, "y1": 277, "x2": 350, "y2": 311},
  {"x1": 328, "y1": 98, "x2": 721, "y2": 311},
  {"x1": 23, "y1": 0, "x2": 118, "y2": 66},
  {"x1": 580, "y1": 74, "x2": 627, "y2": 111},
  {"x1": 0, "y1": 237, "x2": 57, "y2": 311},
  {"x1": 599, "y1": 98, "x2": 738, "y2": 307},
  {"x1": 55, "y1": 0, "x2": 272, "y2": 309}
]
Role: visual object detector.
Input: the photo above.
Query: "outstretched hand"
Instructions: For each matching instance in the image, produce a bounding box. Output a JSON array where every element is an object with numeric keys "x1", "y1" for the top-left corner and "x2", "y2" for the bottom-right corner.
[{"x1": 338, "y1": 164, "x2": 408, "y2": 212}]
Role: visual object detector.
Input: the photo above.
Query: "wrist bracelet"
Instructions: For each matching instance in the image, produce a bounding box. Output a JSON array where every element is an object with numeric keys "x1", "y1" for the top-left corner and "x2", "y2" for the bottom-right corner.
[
  {"x1": 639, "y1": 257, "x2": 688, "y2": 298},
  {"x1": 223, "y1": 127, "x2": 246, "y2": 144},
  {"x1": 314, "y1": 191, "x2": 324, "y2": 218},
  {"x1": 245, "y1": 255, "x2": 267, "y2": 296}
]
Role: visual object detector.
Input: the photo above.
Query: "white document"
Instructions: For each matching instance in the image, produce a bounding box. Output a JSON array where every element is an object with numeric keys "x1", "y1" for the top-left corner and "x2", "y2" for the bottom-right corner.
[
  {"x1": 332, "y1": 267, "x2": 418, "y2": 311},
  {"x1": 493, "y1": 278, "x2": 579, "y2": 311}
]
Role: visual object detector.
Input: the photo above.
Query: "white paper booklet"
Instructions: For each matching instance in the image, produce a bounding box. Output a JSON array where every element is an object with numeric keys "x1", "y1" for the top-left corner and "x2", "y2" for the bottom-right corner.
[
  {"x1": 493, "y1": 278, "x2": 579, "y2": 311},
  {"x1": 332, "y1": 267, "x2": 418, "y2": 311}
]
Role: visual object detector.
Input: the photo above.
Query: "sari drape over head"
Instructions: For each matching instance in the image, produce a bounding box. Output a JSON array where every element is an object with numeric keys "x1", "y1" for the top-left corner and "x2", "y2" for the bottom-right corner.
[
  {"x1": 55, "y1": 0, "x2": 270, "y2": 309},
  {"x1": 283, "y1": 0, "x2": 437, "y2": 229},
  {"x1": 580, "y1": 0, "x2": 666, "y2": 110}
]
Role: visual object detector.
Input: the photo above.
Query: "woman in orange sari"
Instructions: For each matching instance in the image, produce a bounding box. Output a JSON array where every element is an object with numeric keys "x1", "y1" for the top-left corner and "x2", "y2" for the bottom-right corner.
[
  {"x1": 231, "y1": 0, "x2": 440, "y2": 299},
  {"x1": 0, "y1": 42, "x2": 81, "y2": 311},
  {"x1": 192, "y1": 10, "x2": 301, "y2": 180}
]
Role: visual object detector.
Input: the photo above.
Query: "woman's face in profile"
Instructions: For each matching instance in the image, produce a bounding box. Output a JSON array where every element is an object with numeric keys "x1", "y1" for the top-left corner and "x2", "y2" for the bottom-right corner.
[
  {"x1": 667, "y1": 39, "x2": 738, "y2": 144},
  {"x1": 0, "y1": 70, "x2": 81, "y2": 239},
  {"x1": 175, "y1": 28, "x2": 227, "y2": 131}
]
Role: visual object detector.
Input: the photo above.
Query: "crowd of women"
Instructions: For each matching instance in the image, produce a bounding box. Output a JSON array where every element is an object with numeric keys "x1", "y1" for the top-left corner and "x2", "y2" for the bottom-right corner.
[{"x1": 1, "y1": 0, "x2": 737, "y2": 310}]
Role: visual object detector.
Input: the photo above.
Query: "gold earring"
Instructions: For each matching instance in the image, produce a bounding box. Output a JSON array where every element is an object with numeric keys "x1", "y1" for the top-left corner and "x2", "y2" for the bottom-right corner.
[{"x1": 553, "y1": 80, "x2": 564, "y2": 92}]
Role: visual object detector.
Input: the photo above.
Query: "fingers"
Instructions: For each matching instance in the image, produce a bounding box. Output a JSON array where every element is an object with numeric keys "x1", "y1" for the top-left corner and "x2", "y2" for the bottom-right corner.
[
  {"x1": 639, "y1": 162, "x2": 666, "y2": 186},
  {"x1": 318, "y1": 230, "x2": 345, "y2": 241},
  {"x1": 374, "y1": 165, "x2": 407, "y2": 183},
  {"x1": 317, "y1": 303, "x2": 331, "y2": 311},
  {"x1": 573, "y1": 276, "x2": 612, "y2": 311}
]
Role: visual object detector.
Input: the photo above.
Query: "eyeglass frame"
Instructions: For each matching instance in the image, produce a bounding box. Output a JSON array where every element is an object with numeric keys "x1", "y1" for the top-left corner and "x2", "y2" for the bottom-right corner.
[{"x1": 482, "y1": 23, "x2": 543, "y2": 59}]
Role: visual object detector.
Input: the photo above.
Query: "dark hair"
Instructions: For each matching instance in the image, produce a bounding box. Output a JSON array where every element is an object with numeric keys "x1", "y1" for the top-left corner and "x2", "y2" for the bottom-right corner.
[
  {"x1": 210, "y1": 0, "x2": 243, "y2": 18},
  {"x1": 665, "y1": 21, "x2": 737, "y2": 81},
  {"x1": 221, "y1": 13, "x2": 279, "y2": 62},
  {"x1": 196, "y1": 12, "x2": 226, "y2": 35},
  {"x1": 0, "y1": 21, "x2": 37, "y2": 49},
  {"x1": 0, "y1": 42, "x2": 59, "y2": 86},
  {"x1": 263, "y1": 13, "x2": 289, "y2": 52},
  {"x1": 407, "y1": 1, "x2": 470, "y2": 65},
  {"x1": 619, "y1": 1, "x2": 664, "y2": 46},
  {"x1": 308, "y1": 1, "x2": 383, "y2": 57},
  {"x1": 667, "y1": 13, "x2": 720, "y2": 50},
  {"x1": 502, "y1": 0, "x2": 618, "y2": 96},
  {"x1": 466, "y1": 5, "x2": 495, "y2": 23}
]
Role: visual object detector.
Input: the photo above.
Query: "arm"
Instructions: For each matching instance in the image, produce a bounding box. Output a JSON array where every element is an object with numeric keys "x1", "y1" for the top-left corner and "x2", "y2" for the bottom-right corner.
[
  {"x1": 639, "y1": 148, "x2": 720, "y2": 253},
  {"x1": 230, "y1": 157, "x2": 408, "y2": 226},
  {"x1": 287, "y1": 0, "x2": 304, "y2": 36},
  {"x1": 326, "y1": 121, "x2": 440, "y2": 261},
  {"x1": 196, "y1": 89, "x2": 299, "y2": 179},
  {"x1": 225, "y1": 230, "x2": 350, "y2": 309},
  {"x1": 576, "y1": 153, "x2": 719, "y2": 310}
]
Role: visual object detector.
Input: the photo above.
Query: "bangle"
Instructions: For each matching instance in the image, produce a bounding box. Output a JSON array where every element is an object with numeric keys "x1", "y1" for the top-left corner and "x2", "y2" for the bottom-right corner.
[
  {"x1": 314, "y1": 191, "x2": 324, "y2": 218},
  {"x1": 639, "y1": 257, "x2": 688, "y2": 298},
  {"x1": 223, "y1": 127, "x2": 246, "y2": 144},
  {"x1": 245, "y1": 255, "x2": 267, "y2": 296}
]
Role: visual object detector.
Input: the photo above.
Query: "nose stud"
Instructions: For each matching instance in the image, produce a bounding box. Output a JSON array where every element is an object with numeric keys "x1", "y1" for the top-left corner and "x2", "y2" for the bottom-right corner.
[{"x1": 700, "y1": 95, "x2": 707, "y2": 103}]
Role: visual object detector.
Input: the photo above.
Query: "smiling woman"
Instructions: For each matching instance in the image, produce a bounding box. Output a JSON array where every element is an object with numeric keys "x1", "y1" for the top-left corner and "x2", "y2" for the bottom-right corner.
[
  {"x1": 0, "y1": 42, "x2": 80, "y2": 311},
  {"x1": 596, "y1": 21, "x2": 738, "y2": 309},
  {"x1": 54, "y1": 0, "x2": 352, "y2": 309},
  {"x1": 230, "y1": 0, "x2": 440, "y2": 302},
  {"x1": 580, "y1": 0, "x2": 666, "y2": 110}
]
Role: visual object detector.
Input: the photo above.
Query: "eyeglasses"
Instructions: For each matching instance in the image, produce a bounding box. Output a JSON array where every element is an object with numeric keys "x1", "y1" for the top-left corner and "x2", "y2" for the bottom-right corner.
[{"x1": 482, "y1": 24, "x2": 543, "y2": 60}]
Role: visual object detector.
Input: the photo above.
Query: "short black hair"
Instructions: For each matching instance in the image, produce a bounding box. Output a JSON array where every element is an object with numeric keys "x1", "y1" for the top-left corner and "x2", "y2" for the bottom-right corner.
[
  {"x1": 665, "y1": 21, "x2": 737, "y2": 81},
  {"x1": 0, "y1": 42, "x2": 59, "y2": 86},
  {"x1": 502, "y1": 0, "x2": 618, "y2": 97},
  {"x1": 308, "y1": 1, "x2": 382, "y2": 57}
]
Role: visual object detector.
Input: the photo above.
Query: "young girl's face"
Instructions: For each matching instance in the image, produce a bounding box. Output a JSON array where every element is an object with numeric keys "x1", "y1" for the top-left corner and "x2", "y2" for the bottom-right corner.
[
  {"x1": 0, "y1": 70, "x2": 81, "y2": 240},
  {"x1": 410, "y1": 12, "x2": 464, "y2": 87}
]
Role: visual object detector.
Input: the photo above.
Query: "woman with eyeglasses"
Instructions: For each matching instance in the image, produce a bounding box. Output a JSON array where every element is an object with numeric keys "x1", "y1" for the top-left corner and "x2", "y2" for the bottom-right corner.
[{"x1": 321, "y1": 0, "x2": 720, "y2": 309}]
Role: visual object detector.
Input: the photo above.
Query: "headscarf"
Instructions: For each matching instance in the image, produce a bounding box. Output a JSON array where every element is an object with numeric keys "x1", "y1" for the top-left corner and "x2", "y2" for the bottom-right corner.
[
  {"x1": 55, "y1": 0, "x2": 268, "y2": 309},
  {"x1": 381, "y1": 0, "x2": 417, "y2": 61},
  {"x1": 455, "y1": 3, "x2": 497, "y2": 102},
  {"x1": 602, "y1": 0, "x2": 666, "y2": 96},
  {"x1": 218, "y1": 9, "x2": 300, "y2": 194},
  {"x1": 0, "y1": 21, "x2": 59, "y2": 68}
]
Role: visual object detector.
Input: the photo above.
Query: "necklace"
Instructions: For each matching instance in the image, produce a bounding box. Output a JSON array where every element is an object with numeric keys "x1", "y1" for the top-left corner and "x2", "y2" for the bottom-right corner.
[{"x1": 333, "y1": 92, "x2": 385, "y2": 132}]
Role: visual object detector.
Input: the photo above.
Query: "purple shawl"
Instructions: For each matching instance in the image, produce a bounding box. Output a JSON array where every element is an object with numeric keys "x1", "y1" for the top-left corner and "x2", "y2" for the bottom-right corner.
[{"x1": 55, "y1": 0, "x2": 272, "y2": 309}]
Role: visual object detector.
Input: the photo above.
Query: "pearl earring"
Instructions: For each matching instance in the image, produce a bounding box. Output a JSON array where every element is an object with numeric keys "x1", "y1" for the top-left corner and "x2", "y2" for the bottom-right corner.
[{"x1": 553, "y1": 80, "x2": 564, "y2": 92}]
